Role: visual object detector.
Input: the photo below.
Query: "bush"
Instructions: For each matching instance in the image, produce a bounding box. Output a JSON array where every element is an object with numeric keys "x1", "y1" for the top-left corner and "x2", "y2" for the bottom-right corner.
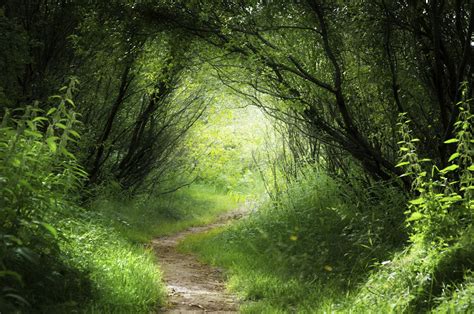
[
  {"x1": 350, "y1": 96, "x2": 474, "y2": 312},
  {"x1": 0, "y1": 81, "x2": 166, "y2": 312},
  {"x1": 0, "y1": 79, "x2": 90, "y2": 310},
  {"x1": 396, "y1": 89, "x2": 473, "y2": 243}
]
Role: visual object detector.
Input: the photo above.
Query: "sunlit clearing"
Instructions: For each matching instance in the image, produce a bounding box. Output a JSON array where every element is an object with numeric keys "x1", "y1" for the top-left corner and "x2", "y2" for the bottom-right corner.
[{"x1": 183, "y1": 91, "x2": 275, "y2": 195}]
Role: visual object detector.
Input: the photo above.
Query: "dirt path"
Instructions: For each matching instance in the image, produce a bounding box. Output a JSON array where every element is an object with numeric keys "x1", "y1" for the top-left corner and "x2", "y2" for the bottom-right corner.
[{"x1": 152, "y1": 208, "x2": 248, "y2": 313}]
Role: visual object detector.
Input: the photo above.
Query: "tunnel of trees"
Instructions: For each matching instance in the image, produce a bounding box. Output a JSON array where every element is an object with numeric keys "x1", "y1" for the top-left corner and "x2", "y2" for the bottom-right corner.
[{"x1": 0, "y1": 0, "x2": 473, "y2": 312}]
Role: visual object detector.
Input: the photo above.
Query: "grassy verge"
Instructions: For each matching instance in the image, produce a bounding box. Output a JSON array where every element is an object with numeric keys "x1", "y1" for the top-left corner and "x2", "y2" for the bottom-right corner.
[
  {"x1": 180, "y1": 177, "x2": 473, "y2": 313},
  {"x1": 53, "y1": 210, "x2": 166, "y2": 313},
  {"x1": 179, "y1": 174, "x2": 404, "y2": 312},
  {"x1": 91, "y1": 184, "x2": 240, "y2": 242},
  {"x1": 43, "y1": 184, "x2": 239, "y2": 312},
  {"x1": 181, "y1": 226, "x2": 474, "y2": 313},
  {"x1": 180, "y1": 227, "x2": 338, "y2": 313},
  {"x1": 350, "y1": 227, "x2": 474, "y2": 313}
]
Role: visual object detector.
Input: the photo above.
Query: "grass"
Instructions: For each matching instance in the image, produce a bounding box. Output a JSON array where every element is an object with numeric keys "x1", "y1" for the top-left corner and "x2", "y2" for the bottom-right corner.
[
  {"x1": 180, "y1": 227, "x2": 337, "y2": 313},
  {"x1": 91, "y1": 184, "x2": 240, "y2": 242},
  {"x1": 41, "y1": 184, "x2": 240, "y2": 312},
  {"x1": 53, "y1": 212, "x2": 166, "y2": 312},
  {"x1": 350, "y1": 227, "x2": 474, "y2": 313},
  {"x1": 179, "y1": 173, "x2": 474, "y2": 313},
  {"x1": 179, "y1": 174, "x2": 406, "y2": 312},
  {"x1": 433, "y1": 272, "x2": 474, "y2": 313},
  {"x1": 184, "y1": 230, "x2": 474, "y2": 313}
]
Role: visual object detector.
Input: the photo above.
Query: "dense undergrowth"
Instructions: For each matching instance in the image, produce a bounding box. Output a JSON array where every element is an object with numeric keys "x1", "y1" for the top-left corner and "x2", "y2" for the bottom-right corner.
[
  {"x1": 181, "y1": 172, "x2": 409, "y2": 313},
  {"x1": 181, "y1": 100, "x2": 474, "y2": 313},
  {"x1": 1, "y1": 83, "x2": 472, "y2": 313},
  {"x1": 0, "y1": 90, "x2": 239, "y2": 312},
  {"x1": 2, "y1": 1, "x2": 473, "y2": 312},
  {"x1": 182, "y1": 175, "x2": 473, "y2": 313}
]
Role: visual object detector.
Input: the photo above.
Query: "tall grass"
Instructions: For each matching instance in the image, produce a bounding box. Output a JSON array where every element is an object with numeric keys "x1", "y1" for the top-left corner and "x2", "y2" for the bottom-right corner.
[
  {"x1": 182, "y1": 178, "x2": 473, "y2": 313},
  {"x1": 350, "y1": 227, "x2": 474, "y2": 313},
  {"x1": 43, "y1": 183, "x2": 241, "y2": 312},
  {"x1": 90, "y1": 184, "x2": 240, "y2": 243},
  {"x1": 180, "y1": 171, "x2": 408, "y2": 312},
  {"x1": 51, "y1": 209, "x2": 166, "y2": 312},
  {"x1": 181, "y1": 95, "x2": 474, "y2": 313}
]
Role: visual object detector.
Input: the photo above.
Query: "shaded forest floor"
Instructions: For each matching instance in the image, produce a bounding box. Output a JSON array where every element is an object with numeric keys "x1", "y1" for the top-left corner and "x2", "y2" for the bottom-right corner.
[{"x1": 153, "y1": 208, "x2": 248, "y2": 313}]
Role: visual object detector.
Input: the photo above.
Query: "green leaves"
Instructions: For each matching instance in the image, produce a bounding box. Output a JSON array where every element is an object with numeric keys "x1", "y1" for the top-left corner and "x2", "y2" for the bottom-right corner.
[
  {"x1": 40, "y1": 222, "x2": 58, "y2": 238},
  {"x1": 448, "y1": 153, "x2": 460, "y2": 162},
  {"x1": 69, "y1": 130, "x2": 81, "y2": 139},
  {"x1": 395, "y1": 161, "x2": 409, "y2": 168},
  {"x1": 409, "y1": 197, "x2": 424, "y2": 205},
  {"x1": 444, "y1": 138, "x2": 459, "y2": 144},
  {"x1": 406, "y1": 212, "x2": 423, "y2": 222},
  {"x1": 46, "y1": 108, "x2": 57, "y2": 116},
  {"x1": 440, "y1": 164, "x2": 459, "y2": 173},
  {"x1": 0, "y1": 81, "x2": 86, "y2": 311},
  {"x1": 439, "y1": 194, "x2": 462, "y2": 203},
  {"x1": 24, "y1": 130, "x2": 42, "y2": 138},
  {"x1": 55, "y1": 122, "x2": 67, "y2": 130},
  {"x1": 11, "y1": 158, "x2": 21, "y2": 167},
  {"x1": 396, "y1": 93, "x2": 473, "y2": 242},
  {"x1": 46, "y1": 136, "x2": 58, "y2": 152},
  {"x1": 0, "y1": 270, "x2": 22, "y2": 283}
]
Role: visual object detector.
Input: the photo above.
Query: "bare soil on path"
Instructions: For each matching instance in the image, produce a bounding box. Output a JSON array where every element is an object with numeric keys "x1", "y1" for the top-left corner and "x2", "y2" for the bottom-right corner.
[{"x1": 152, "y1": 208, "x2": 248, "y2": 313}]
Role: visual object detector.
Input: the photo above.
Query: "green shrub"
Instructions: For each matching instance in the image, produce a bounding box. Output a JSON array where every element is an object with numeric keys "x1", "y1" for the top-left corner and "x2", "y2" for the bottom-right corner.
[
  {"x1": 343, "y1": 92, "x2": 474, "y2": 313},
  {"x1": 0, "y1": 80, "x2": 166, "y2": 312},
  {"x1": 396, "y1": 88, "x2": 473, "y2": 243},
  {"x1": 0, "y1": 79, "x2": 89, "y2": 311}
]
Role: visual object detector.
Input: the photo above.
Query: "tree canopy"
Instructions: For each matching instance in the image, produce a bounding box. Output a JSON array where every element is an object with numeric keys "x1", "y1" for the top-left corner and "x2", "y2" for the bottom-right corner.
[{"x1": 0, "y1": 0, "x2": 473, "y2": 312}]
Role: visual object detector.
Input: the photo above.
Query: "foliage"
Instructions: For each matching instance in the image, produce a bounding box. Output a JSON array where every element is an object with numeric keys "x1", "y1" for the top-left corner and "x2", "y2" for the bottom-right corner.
[
  {"x1": 0, "y1": 8, "x2": 29, "y2": 106},
  {"x1": 0, "y1": 80, "x2": 88, "y2": 310},
  {"x1": 90, "y1": 184, "x2": 240, "y2": 243},
  {"x1": 433, "y1": 271, "x2": 474, "y2": 313},
  {"x1": 181, "y1": 93, "x2": 473, "y2": 312},
  {"x1": 351, "y1": 227, "x2": 474, "y2": 312},
  {"x1": 1, "y1": 0, "x2": 473, "y2": 312},
  {"x1": 396, "y1": 90, "x2": 473, "y2": 242},
  {"x1": 0, "y1": 82, "x2": 173, "y2": 311},
  {"x1": 181, "y1": 97, "x2": 268, "y2": 194},
  {"x1": 180, "y1": 170, "x2": 407, "y2": 312},
  {"x1": 147, "y1": 0, "x2": 472, "y2": 182},
  {"x1": 339, "y1": 91, "x2": 474, "y2": 312},
  {"x1": 53, "y1": 208, "x2": 165, "y2": 312},
  {"x1": 55, "y1": 183, "x2": 238, "y2": 311}
]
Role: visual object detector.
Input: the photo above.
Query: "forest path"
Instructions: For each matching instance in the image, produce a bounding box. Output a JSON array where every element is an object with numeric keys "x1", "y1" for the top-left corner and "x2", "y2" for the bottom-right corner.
[{"x1": 152, "y1": 207, "x2": 248, "y2": 313}]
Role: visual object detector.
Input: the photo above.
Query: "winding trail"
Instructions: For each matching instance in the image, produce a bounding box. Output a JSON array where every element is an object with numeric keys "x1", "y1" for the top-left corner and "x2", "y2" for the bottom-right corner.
[{"x1": 152, "y1": 208, "x2": 247, "y2": 313}]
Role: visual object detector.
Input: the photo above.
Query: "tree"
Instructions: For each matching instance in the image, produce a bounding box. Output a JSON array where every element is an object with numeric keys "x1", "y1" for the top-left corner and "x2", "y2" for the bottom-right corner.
[{"x1": 142, "y1": 0, "x2": 472, "y2": 186}]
